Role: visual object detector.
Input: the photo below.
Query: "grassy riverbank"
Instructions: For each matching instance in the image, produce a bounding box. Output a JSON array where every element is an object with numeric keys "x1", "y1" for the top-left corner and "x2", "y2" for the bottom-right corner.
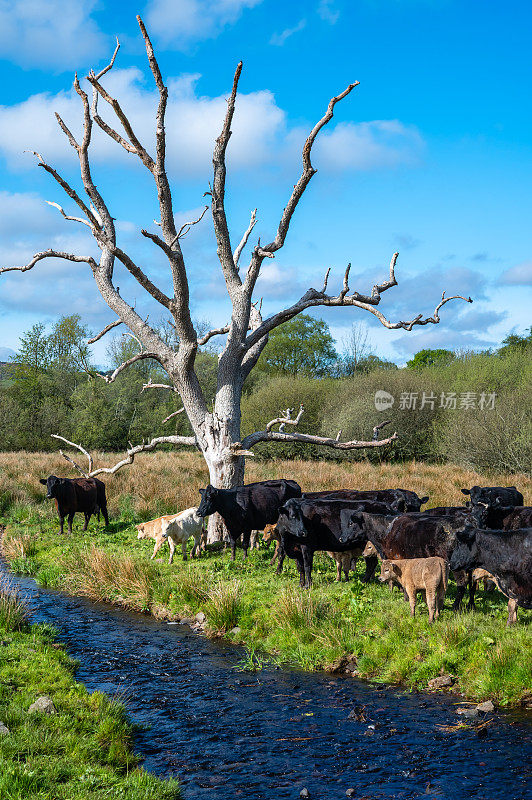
[
  {"x1": 1, "y1": 451, "x2": 531, "y2": 708},
  {"x1": 0, "y1": 577, "x2": 181, "y2": 799}
]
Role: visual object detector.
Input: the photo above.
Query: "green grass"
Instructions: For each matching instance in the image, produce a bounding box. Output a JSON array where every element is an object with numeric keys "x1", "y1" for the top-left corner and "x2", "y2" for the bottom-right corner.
[
  {"x1": 0, "y1": 579, "x2": 181, "y2": 799},
  {"x1": 3, "y1": 509, "x2": 531, "y2": 708}
]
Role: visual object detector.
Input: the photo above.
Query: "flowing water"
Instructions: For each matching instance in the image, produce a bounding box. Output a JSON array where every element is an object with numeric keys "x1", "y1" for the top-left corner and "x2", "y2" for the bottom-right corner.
[{"x1": 8, "y1": 569, "x2": 531, "y2": 800}]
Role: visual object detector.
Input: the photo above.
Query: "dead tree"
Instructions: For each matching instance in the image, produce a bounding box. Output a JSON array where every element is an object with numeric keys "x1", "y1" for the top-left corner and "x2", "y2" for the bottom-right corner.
[{"x1": 0, "y1": 17, "x2": 472, "y2": 541}]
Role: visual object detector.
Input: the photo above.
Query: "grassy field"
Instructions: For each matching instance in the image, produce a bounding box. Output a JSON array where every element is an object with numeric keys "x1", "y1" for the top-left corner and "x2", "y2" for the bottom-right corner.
[
  {"x1": 0, "y1": 576, "x2": 181, "y2": 799},
  {"x1": 1, "y1": 450, "x2": 531, "y2": 708}
]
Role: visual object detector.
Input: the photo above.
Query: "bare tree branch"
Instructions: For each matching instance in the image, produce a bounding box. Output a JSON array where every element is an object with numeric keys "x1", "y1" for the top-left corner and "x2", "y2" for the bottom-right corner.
[
  {"x1": 162, "y1": 407, "x2": 185, "y2": 423},
  {"x1": 51, "y1": 435, "x2": 94, "y2": 475},
  {"x1": 142, "y1": 379, "x2": 179, "y2": 393},
  {"x1": 88, "y1": 319, "x2": 123, "y2": 344},
  {"x1": 243, "y1": 81, "x2": 359, "y2": 296},
  {"x1": 372, "y1": 420, "x2": 392, "y2": 440},
  {"x1": 197, "y1": 325, "x2": 231, "y2": 347},
  {"x1": 212, "y1": 61, "x2": 243, "y2": 291},
  {"x1": 241, "y1": 429, "x2": 398, "y2": 451},
  {"x1": 265, "y1": 404, "x2": 305, "y2": 432},
  {"x1": 0, "y1": 250, "x2": 97, "y2": 275},
  {"x1": 90, "y1": 351, "x2": 160, "y2": 384},
  {"x1": 244, "y1": 254, "x2": 473, "y2": 350},
  {"x1": 53, "y1": 433, "x2": 197, "y2": 478},
  {"x1": 45, "y1": 200, "x2": 92, "y2": 228},
  {"x1": 234, "y1": 208, "x2": 257, "y2": 268},
  {"x1": 172, "y1": 205, "x2": 209, "y2": 245}
]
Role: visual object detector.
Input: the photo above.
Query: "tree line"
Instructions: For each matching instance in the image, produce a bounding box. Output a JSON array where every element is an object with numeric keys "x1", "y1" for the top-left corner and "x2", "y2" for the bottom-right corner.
[{"x1": 0, "y1": 314, "x2": 530, "y2": 473}]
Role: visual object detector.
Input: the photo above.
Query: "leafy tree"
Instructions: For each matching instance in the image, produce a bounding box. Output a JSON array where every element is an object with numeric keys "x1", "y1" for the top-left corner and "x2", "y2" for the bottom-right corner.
[
  {"x1": 258, "y1": 315, "x2": 338, "y2": 378},
  {"x1": 498, "y1": 326, "x2": 532, "y2": 356},
  {"x1": 406, "y1": 348, "x2": 455, "y2": 370}
]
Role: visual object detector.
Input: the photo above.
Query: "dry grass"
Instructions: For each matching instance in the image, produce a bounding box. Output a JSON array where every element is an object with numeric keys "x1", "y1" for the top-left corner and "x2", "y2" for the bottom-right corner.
[
  {"x1": 60, "y1": 546, "x2": 157, "y2": 612},
  {"x1": 1, "y1": 450, "x2": 531, "y2": 520},
  {"x1": 0, "y1": 576, "x2": 30, "y2": 630}
]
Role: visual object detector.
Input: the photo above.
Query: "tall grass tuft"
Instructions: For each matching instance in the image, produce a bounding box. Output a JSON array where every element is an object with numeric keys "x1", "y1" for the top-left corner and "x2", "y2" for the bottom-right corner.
[
  {"x1": 174, "y1": 568, "x2": 211, "y2": 606},
  {"x1": 206, "y1": 580, "x2": 242, "y2": 632},
  {"x1": 0, "y1": 577, "x2": 30, "y2": 631},
  {"x1": 275, "y1": 587, "x2": 331, "y2": 630},
  {"x1": 61, "y1": 546, "x2": 157, "y2": 612}
]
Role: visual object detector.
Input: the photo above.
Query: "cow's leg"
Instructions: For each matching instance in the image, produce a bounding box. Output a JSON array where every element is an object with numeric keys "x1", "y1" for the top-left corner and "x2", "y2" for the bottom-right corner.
[
  {"x1": 181, "y1": 539, "x2": 187, "y2": 562},
  {"x1": 242, "y1": 530, "x2": 251, "y2": 560},
  {"x1": 361, "y1": 554, "x2": 378, "y2": 584},
  {"x1": 343, "y1": 555, "x2": 350, "y2": 582},
  {"x1": 407, "y1": 589, "x2": 416, "y2": 617},
  {"x1": 151, "y1": 537, "x2": 164, "y2": 560},
  {"x1": 301, "y1": 546, "x2": 314, "y2": 589},
  {"x1": 276, "y1": 542, "x2": 286, "y2": 574},
  {"x1": 467, "y1": 571, "x2": 476, "y2": 610},
  {"x1": 335, "y1": 557, "x2": 341, "y2": 582},
  {"x1": 295, "y1": 555, "x2": 305, "y2": 587},
  {"x1": 58, "y1": 513, "x2": 65, "y2": 535},
  {"x1": 270, "y1": 541, "x2": 280, "y2": 566},
  {"x1": 426, "y1": 587, "x2": 437, "y2": 623},
  {"x1": 167, "y1": 538, "x2": 176, "y2": 565},
  {"x1": 101, "y1": 501, "x2": 110, "y2": 527},
  {"x1": 506, "y1": 598, "x2": 518, "y2": 626},
  {"x1": 67, "y1": 512, "x2": 75, "y2": 535},
  {"x1": 83, "y1": 511, "x2": 91, "y2": 531},
  {"x1": 230, "y1": 538, "x2": 236, "y2": 562},
  {"x1": 452, "y1": 570, "x2": 468, "y2": 611}
]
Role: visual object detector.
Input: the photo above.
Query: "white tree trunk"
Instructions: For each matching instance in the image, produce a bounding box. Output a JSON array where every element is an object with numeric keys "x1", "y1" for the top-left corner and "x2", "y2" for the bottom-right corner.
[{"x1": 199, "y1": 410, "x2": 245, "y2": 544}]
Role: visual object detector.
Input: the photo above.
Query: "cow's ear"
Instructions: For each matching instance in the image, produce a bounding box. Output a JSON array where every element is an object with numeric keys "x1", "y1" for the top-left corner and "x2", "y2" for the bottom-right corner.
[
  {"x1": 420, "y1": 496, "x2": 429, "y2": 504},
  {"x1": 390, "y1": 562, "x2": 401, "y2": 574},
  {"x1": 457, "y1": 525, "x2": 476, "y2": 544},
  {"x1": 39, "y1": 478, "x2": 47, "y2": 485},
  {"x1": 461, "y1": 489, "x2": 470, "y2": 496},
  {"x1": 198, "y1": 488, "x2": 205, "y2": 496}
]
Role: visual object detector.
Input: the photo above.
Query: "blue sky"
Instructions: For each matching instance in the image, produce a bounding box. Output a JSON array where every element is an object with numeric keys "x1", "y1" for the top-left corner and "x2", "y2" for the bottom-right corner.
[{"x1": 0, "y1": 0, "x2": 530, "y2": 365}]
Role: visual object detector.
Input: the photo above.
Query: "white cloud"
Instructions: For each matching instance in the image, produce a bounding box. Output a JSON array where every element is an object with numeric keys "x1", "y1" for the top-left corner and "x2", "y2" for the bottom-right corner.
[
  {"x1": 0, "y1": 69, "x2": 287, "y2": 176},
  {"x1": 317, "y1": 0, "x2": 340, "y2": 24},
  {"x1": 0, "y1": 0, "x2": 107, "y2": 71},
  {"x1": 144, "y1": 0, "x2": 263, "y2": 49},
  {"x1": 313, "y1": 120, "x2": 424, "y2": 171},
  {"x1": 0, "y1": 70, "x2": 424, "y2": 181},
  {"x1": 499, "y1": 260, "x2": 532, "y2": 286},
  {"x1": 270, "y1": 19, "x2": 307, "y2": 47}
]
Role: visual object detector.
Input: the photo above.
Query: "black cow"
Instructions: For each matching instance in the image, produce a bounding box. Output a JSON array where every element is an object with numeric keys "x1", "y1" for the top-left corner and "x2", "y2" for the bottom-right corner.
[
  {"x1": 303, "y1": 488, "x2": 428, "y2": 513},
  {"x1": 40, "y1": 475, "x2": 109, "y2": 535},
  {"x1": 470, "y1": 503, "x2": 532, "y2": 530},
  {"x1": 197, "y1": 479, "x2": 302, "y2": 560},
  {"x1": 450, "y1": 526, "x2": 532, "y2": 625},
  {"x1": 276, "y1": 498, "x2": 399, "y2": 588},
  {"x1": 461, "y1": 485, "x2": 524, "y2": 527},
  {"x1": 500, "y1": 507, "x2": 532, "y2": 530},
  {"x1": 345, "y1": 511, "x2": 475, "y2": 609},
  {"x1": 276, "y1": 498, "x2": 395, "y2": 581}
]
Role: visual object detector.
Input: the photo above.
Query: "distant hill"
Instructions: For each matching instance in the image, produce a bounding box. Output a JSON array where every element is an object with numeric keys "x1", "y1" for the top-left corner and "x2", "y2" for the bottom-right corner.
[{"x1": 0, "y1": 347, "x2": 15, "y2": 361}]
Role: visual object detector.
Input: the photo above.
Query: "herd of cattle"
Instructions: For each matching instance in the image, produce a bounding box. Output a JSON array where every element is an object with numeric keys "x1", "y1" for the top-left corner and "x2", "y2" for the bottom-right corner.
[{"x1": 40, "y1": 473, "x2": 531, "y2": 625}]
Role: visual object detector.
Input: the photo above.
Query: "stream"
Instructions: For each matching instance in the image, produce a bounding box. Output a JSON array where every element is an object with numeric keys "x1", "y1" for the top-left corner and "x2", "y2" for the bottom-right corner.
[{"x1": 7, "y1": 569, "x2": 532, "y2": 800}]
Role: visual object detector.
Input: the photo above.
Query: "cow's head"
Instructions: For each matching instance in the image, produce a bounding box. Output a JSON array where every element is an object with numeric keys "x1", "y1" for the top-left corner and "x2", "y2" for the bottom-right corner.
[
  {"x1": 136, "y1": 522, "x2": 150, "y2": 540},
  {"x1": 338, "y1": 509, "x2": 367, "y2": 545},
  {"x1": 39, "y1": 475, "x2": 62, "y2": 500},
  {"x1": 379, "y1": 559, "x2": 401, "y2": 583},
  {"x1": 394, "y1": 489, "x2": 430, "y2": 512},
  {"x1": 277, "y1": 499, "x2": 306, "y2": 538},
  {"x1": 449, "y1": 525, "x2": 478, "y2": 572},
  {"x1": 197, "y1": 484, "x2": 218, "y2": 518}
]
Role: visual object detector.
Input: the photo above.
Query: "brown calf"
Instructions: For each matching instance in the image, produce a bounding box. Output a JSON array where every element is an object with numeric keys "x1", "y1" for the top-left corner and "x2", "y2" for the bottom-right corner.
[{"x1": 379, "y1": 557, "x2": 448, "y2": 623}]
